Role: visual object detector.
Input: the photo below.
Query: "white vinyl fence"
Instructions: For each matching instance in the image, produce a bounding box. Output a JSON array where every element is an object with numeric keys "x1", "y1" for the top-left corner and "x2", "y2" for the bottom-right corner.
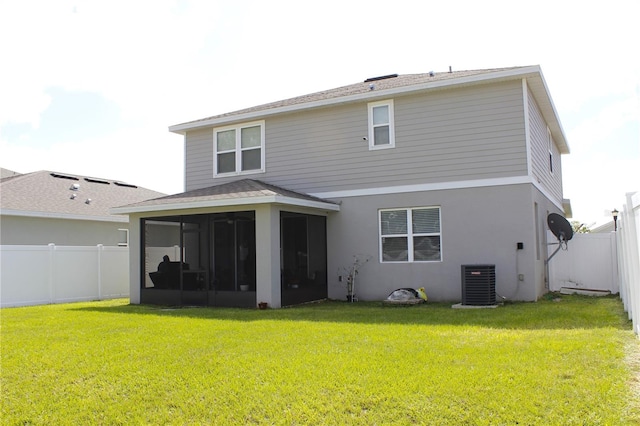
[
  {"x1": 618, "y1": 192, "x2": 640, "y2": 335},
  {"x1": 548, "y1": 232, "x2": 618, "y2": 294},
  {"x1": 0, "y1": 244, "x2": 129, "y2": 308}
]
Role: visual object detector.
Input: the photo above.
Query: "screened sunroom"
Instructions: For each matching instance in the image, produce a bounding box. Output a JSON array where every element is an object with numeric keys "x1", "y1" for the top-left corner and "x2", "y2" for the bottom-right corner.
[{"x1": 113, "y1": 179, "x2": 339, "y2": 308}]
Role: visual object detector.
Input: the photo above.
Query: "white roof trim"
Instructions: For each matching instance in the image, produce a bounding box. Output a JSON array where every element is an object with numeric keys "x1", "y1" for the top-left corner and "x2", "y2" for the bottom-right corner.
[
  {"x1": 169, "y1": 66, "x2": 544, "y2": 134},
  {"x1": 311, "y1": 176, "x2": 534, "y2": 199},
  {"x1": 110, "y1": 195, "x2": 340, "y2": 215},
  {"x1": 0, "y1": 209, "x2": 129, "y2": 223},
  {"x1": 311, "y1": 175, "x2": 565, "y2": 212}
]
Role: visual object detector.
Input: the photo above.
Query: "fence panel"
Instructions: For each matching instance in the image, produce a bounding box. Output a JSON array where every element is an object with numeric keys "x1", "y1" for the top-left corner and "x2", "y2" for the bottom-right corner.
[
  {"x1": 100, "y1": 246, "x2": 130, "y2": 298},
  {"x1": 0, "y1": 244, "x2": 129, "y2": 308},
  {"x1": 548, "y1": 232, "x2": 618, "y2": 293},
  {"x1": 52, "y1": 246, "x2": 101, "y2": 303},
  {"x1": 0, "y1": 245, "x2": 52, "y2": 307}
]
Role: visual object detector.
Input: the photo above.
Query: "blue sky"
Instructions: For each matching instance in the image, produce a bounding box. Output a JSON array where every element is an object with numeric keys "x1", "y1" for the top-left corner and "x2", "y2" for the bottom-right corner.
[{"x1": 1, "y1": 0, "x2": 638, "y2": 226}]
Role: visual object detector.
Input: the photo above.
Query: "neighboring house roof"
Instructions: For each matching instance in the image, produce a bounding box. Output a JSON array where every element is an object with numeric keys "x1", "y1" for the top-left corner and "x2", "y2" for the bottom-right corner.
[
  {"x1": 169, "y1": 65, "x2": 569, "y2": 154},
  {"x1": 1, "y1": 168, "x2": 21, "y2": 179},
  {"x1": 0, "y1": 170, "x2": 166, "y2": 222},
  {"x1": 111, "y1": 179, "x2": 340, "y2": 215},
  {"x1": 591, "y1": 221, "x2": 615, "y2": 233}
]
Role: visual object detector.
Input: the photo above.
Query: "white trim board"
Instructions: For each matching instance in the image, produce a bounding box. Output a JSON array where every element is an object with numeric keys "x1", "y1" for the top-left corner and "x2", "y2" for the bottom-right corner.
[{"x1": 311, "y1": 176, "x2": 565, "y2": 212}]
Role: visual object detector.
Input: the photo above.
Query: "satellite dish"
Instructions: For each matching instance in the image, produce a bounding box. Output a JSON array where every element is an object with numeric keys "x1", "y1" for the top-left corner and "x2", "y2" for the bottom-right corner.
[{"x1": 547, "y1": 213, "x2": 573, "y2": 242}]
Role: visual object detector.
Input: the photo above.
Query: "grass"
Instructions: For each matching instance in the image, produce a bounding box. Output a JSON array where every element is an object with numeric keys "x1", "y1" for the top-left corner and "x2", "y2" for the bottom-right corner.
[{"x1": 1, "y1": 295, "x2": 639, "y2": 425}]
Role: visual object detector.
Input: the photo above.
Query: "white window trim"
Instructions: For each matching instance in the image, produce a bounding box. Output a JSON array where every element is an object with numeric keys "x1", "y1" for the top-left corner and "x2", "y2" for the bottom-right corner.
[
  {"x1": 117, "y1": 228, "x2": 129, "y2": 247},
  {"x1": 213, "y1": 120, "x2": 266, "y2": 177},
  {"x1": 368, "y1": 99, "x2": 395, "y2": 150},
  {"x1": 379, "y1": 206, "x2": 442, "y2": 263}
]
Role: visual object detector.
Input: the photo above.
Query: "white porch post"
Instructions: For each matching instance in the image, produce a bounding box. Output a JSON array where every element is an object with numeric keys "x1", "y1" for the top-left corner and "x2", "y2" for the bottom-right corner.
[{"x1": 255, "y1": 205, "x2": 281, "y2": 308}]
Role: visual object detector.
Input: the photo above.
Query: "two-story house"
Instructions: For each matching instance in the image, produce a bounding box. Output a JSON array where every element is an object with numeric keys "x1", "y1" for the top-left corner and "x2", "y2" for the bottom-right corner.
[{"x1": 114, "y1": 65, "x2": 571, "y2": 308}]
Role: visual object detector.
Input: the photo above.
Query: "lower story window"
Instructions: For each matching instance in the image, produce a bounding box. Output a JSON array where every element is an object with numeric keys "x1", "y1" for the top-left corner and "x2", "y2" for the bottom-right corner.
[{"x1": 379, "y1": 207, "x2": 441, "y2": 262}]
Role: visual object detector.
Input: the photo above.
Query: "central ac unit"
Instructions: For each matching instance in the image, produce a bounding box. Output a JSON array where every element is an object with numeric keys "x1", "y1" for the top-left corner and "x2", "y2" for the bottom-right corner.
[{"x1": 461, "y1": 264, "x2": 496, "y2": 306}]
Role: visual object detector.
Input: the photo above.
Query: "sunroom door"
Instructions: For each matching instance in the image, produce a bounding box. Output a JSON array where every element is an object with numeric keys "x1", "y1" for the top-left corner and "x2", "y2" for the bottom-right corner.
[{"x1": 212, "y1": 212, "x2": 256, "y2": 307}]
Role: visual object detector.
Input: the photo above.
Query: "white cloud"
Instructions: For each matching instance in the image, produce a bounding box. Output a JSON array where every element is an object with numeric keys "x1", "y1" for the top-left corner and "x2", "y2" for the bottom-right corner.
[{"x1": 568, "y1": 96, "x2": 640, "y2": 150}]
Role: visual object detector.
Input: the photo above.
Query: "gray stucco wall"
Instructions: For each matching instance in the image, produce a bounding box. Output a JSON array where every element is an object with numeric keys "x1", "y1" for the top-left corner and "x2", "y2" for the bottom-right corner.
[{"x1": 325, "y1": 183, "x2": 562, "y2": 302}]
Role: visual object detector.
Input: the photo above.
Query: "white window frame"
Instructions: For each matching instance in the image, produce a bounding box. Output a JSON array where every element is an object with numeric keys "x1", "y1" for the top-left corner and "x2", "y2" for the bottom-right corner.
[
  {"x1": 213, "y1": 120, "x2": 266, "y2": 177},
  {"x1": 547, "y1": 126, "x2": 554, "y2": 175},
  {"x1": 368, "y1": 99, "x2": 395, "y2": 150},
  {"x1": 117, "y1": 228, "x2": 129, "y2": 247},
  {"x1": 379, "y1": 206, "x2": 442, "y2": 263}
]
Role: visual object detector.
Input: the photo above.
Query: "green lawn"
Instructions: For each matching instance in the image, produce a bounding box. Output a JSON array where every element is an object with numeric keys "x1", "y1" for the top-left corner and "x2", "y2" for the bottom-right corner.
[{"x1": 2, "y1": 295, "x2": 639, "y2": 425}]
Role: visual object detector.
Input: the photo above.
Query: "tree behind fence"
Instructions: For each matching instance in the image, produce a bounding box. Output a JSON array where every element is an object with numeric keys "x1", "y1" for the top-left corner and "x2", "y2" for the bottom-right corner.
[{"x1": 0, "y1": 244, "x2": 129, "y2": 308}]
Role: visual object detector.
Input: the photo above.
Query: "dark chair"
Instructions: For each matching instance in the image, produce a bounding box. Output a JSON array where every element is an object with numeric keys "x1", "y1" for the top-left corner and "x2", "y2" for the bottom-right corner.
[{"x1": 149, "y1": 262, "x2": 189, "y2": 289}]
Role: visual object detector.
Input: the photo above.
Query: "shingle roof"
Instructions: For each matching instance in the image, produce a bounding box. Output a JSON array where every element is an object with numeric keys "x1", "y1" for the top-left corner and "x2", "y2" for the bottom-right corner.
[
  {"x1": 168, "y1": 65, "x2": 569, "y2": 154},
  {"x1": 111, "y1": 179, "x2": 339, "y2": 214},
  {"x1": 171, "y1": 67, "x2": 526, "y2": 129},
  {"x1": 0, "y1": 170, "x2": 166, "y2": 221}
]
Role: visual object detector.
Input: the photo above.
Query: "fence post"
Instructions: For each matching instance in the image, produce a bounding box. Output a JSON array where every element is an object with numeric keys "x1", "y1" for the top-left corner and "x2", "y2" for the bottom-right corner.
[
  {"x1": 48, "y1": 243, "x2": 55, "y2": 304},
  {"x1": 623, "y1": 192, "x2": 640, "y2": 335},
  {"x1": 97, "y1": 244, "x2": 103, "y2": 300}
]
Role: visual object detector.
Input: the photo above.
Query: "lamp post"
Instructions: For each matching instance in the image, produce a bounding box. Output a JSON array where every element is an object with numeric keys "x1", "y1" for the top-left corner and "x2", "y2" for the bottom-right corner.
[{"x1": 612, "y1": 209, "x2": 619, "y2": 231}]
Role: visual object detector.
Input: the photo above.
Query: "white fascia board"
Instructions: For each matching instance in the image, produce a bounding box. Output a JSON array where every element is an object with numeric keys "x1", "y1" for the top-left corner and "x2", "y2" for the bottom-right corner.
[
  {"x1": 526, "y1": 70, "x2": 570, "y2": 154},
  {"x1": 169, "y1": 66, "x2": 544, "y2": 134},
  {"x1": 0, "y1": 209, "x2": 128, "y2": 223},
  {"x1": 110, "y1": 195, "x2": 339, "y2": 215},
  {"x1": 273, "y1": 195, "x2": 341, "y2": 212}
]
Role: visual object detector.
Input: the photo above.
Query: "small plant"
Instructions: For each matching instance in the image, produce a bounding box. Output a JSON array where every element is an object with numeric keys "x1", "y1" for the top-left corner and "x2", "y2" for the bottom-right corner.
[{"x1": 338, "y1": 254, "x2": 371, "y2": 302}]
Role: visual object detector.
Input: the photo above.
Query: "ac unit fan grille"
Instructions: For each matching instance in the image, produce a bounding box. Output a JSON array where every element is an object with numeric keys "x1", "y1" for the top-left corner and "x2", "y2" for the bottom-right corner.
[{"x1": 461, "y1": 265, "x2": 496, "y2": 306}]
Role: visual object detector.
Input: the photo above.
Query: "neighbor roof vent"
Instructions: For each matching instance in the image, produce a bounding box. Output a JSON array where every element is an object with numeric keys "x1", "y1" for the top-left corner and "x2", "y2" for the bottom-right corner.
[
  {"x1": 364, "y1": 73, "x2": 398, "y2": 83},
  {"x1": 50, "y1": 172, "x2": 79, "y2": 181},
  {"x1": 114, "y1": 181, "x2": 138, "y2": 188},
  {"x1": 85, "y1": 177, "x2": 110, "y2": 185}
]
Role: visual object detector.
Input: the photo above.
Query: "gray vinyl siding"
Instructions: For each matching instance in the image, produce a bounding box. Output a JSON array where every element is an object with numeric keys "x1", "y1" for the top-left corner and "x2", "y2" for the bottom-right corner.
[
  {"x1": 185, "y1": 81, "x2": 527, "y2": 194},
  {"x1": 185, "y1": 128, "x2": 214, "y2": 191},
  {"x1": 528, "y1": 87, "x2": 563, "y2": 202}
]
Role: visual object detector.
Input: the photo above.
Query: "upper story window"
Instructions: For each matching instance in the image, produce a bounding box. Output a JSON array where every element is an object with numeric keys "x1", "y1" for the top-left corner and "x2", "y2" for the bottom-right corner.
[
  {"x1": 547, "y1": 127, "x2": 554, "y2": 175},
  {"x1": 214, "y1": 121, "x2": 265, "y2": 176},
  {"x1": 368, "y1": 100, "x2": 395, "y2": 150},
  {"x1": 379, "y1": 206, "x2": 441, "y2": 262}
]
